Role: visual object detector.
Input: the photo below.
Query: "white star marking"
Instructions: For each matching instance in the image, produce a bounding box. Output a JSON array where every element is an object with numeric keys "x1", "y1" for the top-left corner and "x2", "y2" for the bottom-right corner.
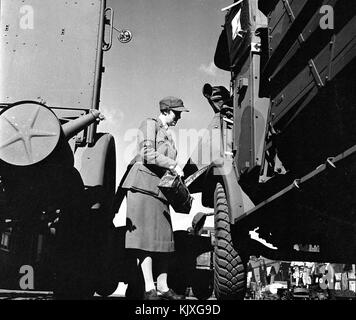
[{"x1": 0, "y1": 106, "x2": 58, "y2": 163}]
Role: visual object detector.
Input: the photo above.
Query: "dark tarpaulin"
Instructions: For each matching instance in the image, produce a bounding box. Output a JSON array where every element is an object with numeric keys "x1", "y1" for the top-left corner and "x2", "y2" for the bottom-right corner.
[
  {"x1": 214, "y1": 0, "x2": 251, "y2": 72},
  {"x1": 214, "y1": 29, "x2": 230, "y2": 71},
  {"x1": 258, "y1": 0, "x2": 279, "y2": 16}
]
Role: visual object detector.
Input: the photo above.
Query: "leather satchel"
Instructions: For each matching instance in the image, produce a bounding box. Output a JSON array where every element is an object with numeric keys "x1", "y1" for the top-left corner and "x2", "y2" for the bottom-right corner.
[{"x1": 158, "y1": 172, "x2": 193, "y2": 214}]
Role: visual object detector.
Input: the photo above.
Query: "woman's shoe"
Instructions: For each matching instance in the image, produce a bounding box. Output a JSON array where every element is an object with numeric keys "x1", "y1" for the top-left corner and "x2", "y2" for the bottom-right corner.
[
  {"x1": 144, "y1": 289, "x2": 161, "y2": 300},
  {"x1": 158, "y1": 289, "x2": 185, "y2": 300}
]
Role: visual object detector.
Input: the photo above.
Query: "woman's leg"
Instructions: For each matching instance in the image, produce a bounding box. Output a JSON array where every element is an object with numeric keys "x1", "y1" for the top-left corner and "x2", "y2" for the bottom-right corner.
[
  {"x1": 155, "y1": 253, "x2": 170, "y2": 292},
  {"x1": 139, "y1": 255, "x2": 156, "y2": 292},
  {"x1": 157, "y1": 273, "x2": 169, "y2": 292},
  {"x1": 127, "y1": 250, "x2": 159, "y2": 300},
  {"x1": 154, "y1": 252, "x2": 184, "y2": 299}
]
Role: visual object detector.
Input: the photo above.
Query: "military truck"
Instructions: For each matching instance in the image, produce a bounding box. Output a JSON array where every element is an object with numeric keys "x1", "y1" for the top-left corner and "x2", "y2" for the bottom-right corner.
[
  {"x1": 0, "y1": 0, "x2": 118, "y2": 298},
  {"x1": 183, "y1": 0, "x2": 355, "y2": 300}
]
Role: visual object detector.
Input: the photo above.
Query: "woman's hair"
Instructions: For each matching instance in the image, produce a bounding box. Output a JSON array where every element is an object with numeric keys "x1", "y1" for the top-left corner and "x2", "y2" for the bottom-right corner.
[{"x1": 160, "y1": 109, "x2": 170, "y2": 115}]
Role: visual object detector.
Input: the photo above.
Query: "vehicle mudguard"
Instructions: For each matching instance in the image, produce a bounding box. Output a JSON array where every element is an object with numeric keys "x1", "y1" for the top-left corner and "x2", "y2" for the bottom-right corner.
[
  {"x1": 74, "y1": 133, "x2": 116, "y2": 215},
  {"x1": 202, "y1": 158, "x2": 254, "y2": 225}
]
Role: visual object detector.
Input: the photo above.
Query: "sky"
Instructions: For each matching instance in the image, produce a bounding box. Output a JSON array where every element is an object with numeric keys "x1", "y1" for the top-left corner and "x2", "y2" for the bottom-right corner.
[{"x1": 97, "y1": 0, "x2": 233, "y2": 230}]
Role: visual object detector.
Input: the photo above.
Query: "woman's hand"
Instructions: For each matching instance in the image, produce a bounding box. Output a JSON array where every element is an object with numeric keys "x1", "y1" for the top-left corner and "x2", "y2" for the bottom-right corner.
[{"x1": 172, "y1": 164, "x2": 184, "y2": 177}]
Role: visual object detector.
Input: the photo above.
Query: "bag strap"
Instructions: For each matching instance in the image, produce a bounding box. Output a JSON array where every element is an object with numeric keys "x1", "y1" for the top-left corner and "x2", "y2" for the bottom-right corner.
[
  {"x1": 114, "y1": 118, "x2": 161, "y2": 211},
  {"x1": 118, "y1": 118, "x2": 159, "y2": 183},
  {"x1": 147, "y1": 117, "x2": 160, "y2": 151}
]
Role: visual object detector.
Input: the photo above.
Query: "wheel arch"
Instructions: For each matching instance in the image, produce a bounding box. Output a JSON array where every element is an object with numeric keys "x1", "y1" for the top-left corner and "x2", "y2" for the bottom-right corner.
[{"x1": 202, "y1": 158, "x2": 253, "y2": 225}]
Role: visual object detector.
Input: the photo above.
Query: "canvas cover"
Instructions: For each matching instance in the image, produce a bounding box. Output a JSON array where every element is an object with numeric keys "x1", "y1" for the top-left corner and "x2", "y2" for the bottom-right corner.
[{"x1": 214, "y1": 0, "x2": 251, "y2": 71}]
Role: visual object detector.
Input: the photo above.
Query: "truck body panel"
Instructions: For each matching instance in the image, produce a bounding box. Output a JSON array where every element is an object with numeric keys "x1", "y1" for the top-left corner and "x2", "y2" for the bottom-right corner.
[{"x1": 0, "y1": 0, "x2": 105, "y2": 112}]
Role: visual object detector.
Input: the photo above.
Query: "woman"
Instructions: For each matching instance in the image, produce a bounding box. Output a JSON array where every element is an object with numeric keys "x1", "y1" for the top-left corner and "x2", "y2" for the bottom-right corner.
[{"x1": 121, "y1": 96, "x2": 189, "y2": 300}]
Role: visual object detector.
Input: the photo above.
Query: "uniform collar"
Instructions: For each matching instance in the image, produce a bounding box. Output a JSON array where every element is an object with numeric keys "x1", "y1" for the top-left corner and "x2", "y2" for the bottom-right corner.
[{"x1": 157, "y1": 117, "x2": 168, "y2": 130}]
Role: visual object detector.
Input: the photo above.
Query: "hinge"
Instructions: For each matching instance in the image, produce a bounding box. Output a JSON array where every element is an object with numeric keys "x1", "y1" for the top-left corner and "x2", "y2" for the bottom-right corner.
[
  {"x1": 273, "y1": 94, "x2": 284, "y2": 108},
  {"x1": 282, "y1": 0, "x2": 295, "y2": 22},
  {"x1": 308, "y1": 59, "x2": 324, "y2": 87},
  {"x1": 326, "y1": 34, "x2": 336, "y2": 82},
  {"x1": 298, "y1": 33, "x2": 305, "y2": 44}
]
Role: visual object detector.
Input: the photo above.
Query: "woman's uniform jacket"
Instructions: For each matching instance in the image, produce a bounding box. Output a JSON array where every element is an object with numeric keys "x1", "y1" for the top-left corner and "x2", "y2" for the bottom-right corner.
[{"x1": 120, "y1": 117, "x2": 178, "y2": 202}]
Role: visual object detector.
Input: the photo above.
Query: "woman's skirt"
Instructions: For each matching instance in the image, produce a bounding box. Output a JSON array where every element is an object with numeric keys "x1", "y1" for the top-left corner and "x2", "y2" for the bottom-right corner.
[{"x1": 125, "y1": 190, "x2": 174, "y2": 252}]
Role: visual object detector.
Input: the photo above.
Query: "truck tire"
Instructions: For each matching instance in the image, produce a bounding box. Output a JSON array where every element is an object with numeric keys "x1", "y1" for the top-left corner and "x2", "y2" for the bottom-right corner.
[
  {"x1": 52, "y1": 216, "x2": 97, "y2": 300},
  {"x1": 53, "y1": 268, "x2": 95, "y2": 300},
  {"x1": 213, "y1": 182, "x2": 247, "y2": 300},
  {"x1": 53, "y1": 133, "x2": 117, "y2": 299},
  {"x1": 52, "y1": 167, "x2": 96, "y2": 300},
  {"x1": 75, "y1": 133, "x2": 118, "y2": 297},
  {"x1": 94, "y1": 224, "x2": 119, "y2": 297},
  {"x1": 168, "y1": 270, "x2": 189, "y2": 296},
  {"x1": 191, "y1": 269, "x2": 213, "y2": 300}
]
